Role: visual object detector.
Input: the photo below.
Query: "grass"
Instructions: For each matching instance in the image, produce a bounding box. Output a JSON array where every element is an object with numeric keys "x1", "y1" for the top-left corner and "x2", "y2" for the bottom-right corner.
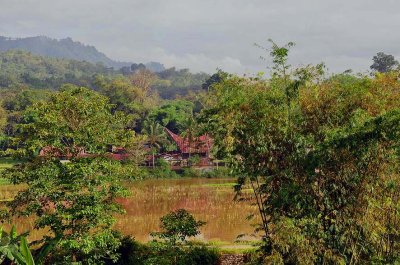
[
  {"x1": 204, "y1": 239, "x2": 260, "y2": 254},
  {"x1": 200, "y1": 182, "x2": 237, "y2": 188},
  {"x1": 0, "y1": 178, "x2": 10, "y2": 185},
  {"x1": 0, "y1": 157, "x2": 16, "y2": 169},
  {"x1": 0, "y1": 157, "x2": 18, "y2": 185}
]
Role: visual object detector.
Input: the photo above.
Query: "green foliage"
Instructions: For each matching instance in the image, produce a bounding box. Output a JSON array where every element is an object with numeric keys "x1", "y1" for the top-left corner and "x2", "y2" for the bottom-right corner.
[
  {"x1": 148, "y1": 100, "x2": 194, "y2": 133},
  {"x1": 188, "y1": 154, "x2": 201, "y2": 166},
  {"x1": 0, "y1": 50, "x2": 115, "y2": 89},
  {"x1": 109, "y1": 228, "x2": 219, "y2": 265},
  {"x1": 0, "y1": 226, "x2": 35, "y2": 265},
  {"x1": 111, "y1": 238, "x2": 219, "y2": 265},
  {"x1": 96, "y1": 75, "x2": 161, "y2": 131},
  {"x1": 149, "y1": 158, "x2": 179, "y2": 179},
  {"x1": 0, "y1": 36, "x2": 128, "y2": 69},
  {"x1": 0, "y1": 88, "x2": 52, "y2": 152},
  {"x1": 2, "y1": 86, "x2": 134, "y2": 263},
  {"x1": 202, "y1": 40, "x2": 400, "y2": 263},
  {"x1": 107, "y1": 236, "x2": 151, "y2": 265},
  {"x1": 180, "y1": 245, "x2": 220, "y2": 265},
  {"x1": 370, "y1": 52, "x2": 399, "y2": 73},
  {"x1": 0, "y1": 104, "x2": 6, "y2": 133},
  {"x1": 154, "y1": 67, "x2": 209, "y2": 99},
  {"x1": 151, "y1": 209, "x2": 205, "y2": 246},
  {"x1": 202, "y1": 70, "x2": 228, "y2": 91}
]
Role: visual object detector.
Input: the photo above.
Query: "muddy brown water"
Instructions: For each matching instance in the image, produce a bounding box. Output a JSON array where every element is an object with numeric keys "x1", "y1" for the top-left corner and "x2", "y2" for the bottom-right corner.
[{"x1": 3, "y1": 178, "x2": 259, "y2": 243}]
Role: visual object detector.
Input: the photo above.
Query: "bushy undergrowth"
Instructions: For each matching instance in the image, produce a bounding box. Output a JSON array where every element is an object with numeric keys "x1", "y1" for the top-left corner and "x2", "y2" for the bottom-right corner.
[
  {"x1": 144, "y1": 158, "x2": 232, "y2": 179},
  {"x1": 106, "y1": 236, "x2": 220, "y2": 265}
]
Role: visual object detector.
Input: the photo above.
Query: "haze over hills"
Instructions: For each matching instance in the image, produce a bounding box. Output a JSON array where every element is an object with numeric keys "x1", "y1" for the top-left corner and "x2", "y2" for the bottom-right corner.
[{"x1": 0, "y1": 36, "x2": 165, "y2": 72}]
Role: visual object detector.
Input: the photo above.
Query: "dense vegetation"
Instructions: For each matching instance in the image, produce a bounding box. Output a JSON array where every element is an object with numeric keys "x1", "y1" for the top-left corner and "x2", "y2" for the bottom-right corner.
[
  {"x1": 0, "y1": 50, "x2": 209, "y2": 99},
  {"x1": 0, "y1": 39, "x2": 399, "y2": 264},
  {"x1": 201, "y1": 41, "x2": 400, "y2": 264},
  {"x1": 0, "y1": 50, "x2": 115, "y2": 89},
  {"x1": 0, "y1": 36, "x2": 164, "y2": 71}
]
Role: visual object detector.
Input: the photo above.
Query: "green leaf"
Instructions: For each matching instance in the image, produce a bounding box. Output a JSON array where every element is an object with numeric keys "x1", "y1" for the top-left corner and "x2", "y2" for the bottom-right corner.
[
  {"x1": 10, "y1": 225, "x2": 17, "y2": 240},
  {"x1": 20, "y1": 237, "x2": 35, "y2": 265}
]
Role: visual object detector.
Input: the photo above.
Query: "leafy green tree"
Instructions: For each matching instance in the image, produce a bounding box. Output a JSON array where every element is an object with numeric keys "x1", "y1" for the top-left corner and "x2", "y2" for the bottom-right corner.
[
  {"x1": 3, "y1": 86, "x2": 134, "y2": 264},
  {"x1": 151, "y1": 209, "x2": 205, "y2": 246},
  {"x1": 370, "y1": 52, "x2": 399, "y2": 73},
  {"x1": 202, "y1": 41, "x2": 400, "y2": 263},
  {"x1": 181, "y1": 112, "x2": 200, "y2": 162},
  {"x1": 0, "y1": 88, "x2": 51, "y2": 151},
  {"x1": 0, "y1": 50, "x2": 115, "y2": 89},
  {"x1": 0, "y1": 104, "x2": 6, "y2": 134},
  {"x1": 141, "y1": 120, "x2": 168, "y2": 168},
  {"x1": 97, "y1": 75, "x2": 160, "y2": 132},
  {"x1": 148, "y1": 100, "x2": 195, "y2": 134},
  {"x1": 201, "y1": 70, "x2": 228, "y2": 91},
  {"x1": 154, "y1": 67, "x2": 209, "y2": 99}
]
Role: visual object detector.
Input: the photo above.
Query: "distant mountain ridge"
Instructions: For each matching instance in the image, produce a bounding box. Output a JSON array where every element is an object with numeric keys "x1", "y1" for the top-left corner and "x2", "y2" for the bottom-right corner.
[{"x1": 0, "y1": 36, "x2": 164, "y2": 72}]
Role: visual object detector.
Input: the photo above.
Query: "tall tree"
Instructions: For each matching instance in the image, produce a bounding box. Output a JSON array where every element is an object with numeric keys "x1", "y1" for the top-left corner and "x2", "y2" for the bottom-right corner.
[
  {"x1": 0, "y1": 104, "x2": 7, "y2": 133},
  {"x1": 202, "y1": 42, "x2": 400, "y2": 263},
  {"x1": 3, "y1": 86, "x2": 134, "y2": 263},
  {"x1": 370, "y1": 52, "x2": 399, "y2": 73},
  {"x1": 141, "y1": 120, "x2": 168, "y2": 168},
  {"x1": 129, "y1": 69, "x2": 158, "y2": 94},
  {"x1": 180, "y1": 112, "x2": 199, "y2": 162}
]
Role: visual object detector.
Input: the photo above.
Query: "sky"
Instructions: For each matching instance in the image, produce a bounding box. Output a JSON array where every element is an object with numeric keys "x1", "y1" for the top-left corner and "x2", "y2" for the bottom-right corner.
[{"x1": 1, "y1": 0, "x2": 399, "y2": 74}]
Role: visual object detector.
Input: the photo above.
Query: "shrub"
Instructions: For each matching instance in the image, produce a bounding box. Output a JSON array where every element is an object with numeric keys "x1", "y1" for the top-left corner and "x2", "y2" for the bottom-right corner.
[
  {"x1": 151, "y1": 209, "x2": 205, "y2": 245},
  {"x1": 149, "y1": 158, "x2": 179, "y2": 178},
  {"x1": 106, "y1": 236, "x2": 150, "y2": 265},
  {"x1": 181, "y1": 246, "x2": 220, "y2": 265}
]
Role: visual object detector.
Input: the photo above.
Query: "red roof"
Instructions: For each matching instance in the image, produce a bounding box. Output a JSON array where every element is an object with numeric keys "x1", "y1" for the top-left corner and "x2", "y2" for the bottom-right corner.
[{"x1": 164, "y1": 128, "x2": 213, "y2": 154}]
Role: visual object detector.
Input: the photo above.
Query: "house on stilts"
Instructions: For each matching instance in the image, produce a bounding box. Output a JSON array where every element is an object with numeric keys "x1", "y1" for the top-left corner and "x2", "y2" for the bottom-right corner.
[{"x1": 161, "y1": 128, "x2": 214, "y2": 169}]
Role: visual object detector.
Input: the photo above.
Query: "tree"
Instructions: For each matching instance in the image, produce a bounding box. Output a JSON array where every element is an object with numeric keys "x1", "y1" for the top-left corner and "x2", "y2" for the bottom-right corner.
[
  {"x1": 97, "y1": 76, "x2": 160, "y2": 132},
  {"x1": 201, "y1": 41, "x2": 400, "y2": 263},
  {"x1": 201, "y1": 70, "x2": 228, "y2": 91},
  {"x1": 151, "y1": 209, "x2": 205, "y2": 246},
  {"x1": 129, "y1": 69, "x2": 158, "y2": 94},
  {"x1": 180, "y1": 112, "x2": 199, "y2": 163},
  {"x1": 370, "y1": 52, "x2": 399, "y2": 73},
  {"x1": 141, "y1": 120, "x2": 168, "y2": 168},
  {"x1": 130, "y1": 63, "x2": 146, "y2": 73},
  {"x1": 148, "y1": 100, "x2": 195, "y2": 134},
  {"x1": 0, "y1": 104, "x2": 6, "y2": 133},
  {"x1": 3, "y1": 86, "x2": 134, "y2": 263}
]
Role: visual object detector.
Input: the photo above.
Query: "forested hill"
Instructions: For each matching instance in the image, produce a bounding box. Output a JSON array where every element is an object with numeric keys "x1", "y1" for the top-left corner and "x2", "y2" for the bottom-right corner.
[
  {"x1": 0, "y1": 50, "x2": 210, "y2": 98},
  {"x1": 0, "y1": 50, "x2": 116, "y2": 89},
  {"x1": 0, "y1": 36, "x2": 164, "y2": 71}
]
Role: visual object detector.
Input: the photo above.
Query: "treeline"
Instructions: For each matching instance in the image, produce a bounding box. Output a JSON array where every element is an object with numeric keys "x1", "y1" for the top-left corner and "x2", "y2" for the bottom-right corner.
[
  {"x1": 201, "y1": 42, "x2": 400, "y2": 264},
  {"x1": 0, "y1": 36, "x2": 165, "y2": 70},
  {"x1": 0, "y1": 50, "x2": 115, "y2": 89},
  {"x1": 0, "y1": 40, "x2": 399, "y2": 264},
  {"x1": 0, "y1": 50, "x2": 209, "y2": 99},
  {"x1": 0, "y1": 49, "x2": 212, "y2": 153},
  {"x1": 0, "y1": 52, "x2": 214, "y2": 162}
]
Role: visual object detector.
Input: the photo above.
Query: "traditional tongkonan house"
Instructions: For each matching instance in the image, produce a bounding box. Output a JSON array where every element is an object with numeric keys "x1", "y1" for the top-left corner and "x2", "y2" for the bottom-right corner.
[{"x1": 163, "y1": 128, "x2": 213, "y2": 168}]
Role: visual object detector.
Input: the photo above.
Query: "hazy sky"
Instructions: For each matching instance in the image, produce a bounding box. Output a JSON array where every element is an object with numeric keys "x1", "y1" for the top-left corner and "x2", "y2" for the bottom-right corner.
[{"x1": 1, "y1": 0, "x2": 399, "y2": 74}]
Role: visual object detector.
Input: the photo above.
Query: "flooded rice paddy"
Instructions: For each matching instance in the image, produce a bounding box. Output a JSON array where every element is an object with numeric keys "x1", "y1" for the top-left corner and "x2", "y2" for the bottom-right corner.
[{"x1": 1, "y1": 178, "x2": 259, "y2": 244}]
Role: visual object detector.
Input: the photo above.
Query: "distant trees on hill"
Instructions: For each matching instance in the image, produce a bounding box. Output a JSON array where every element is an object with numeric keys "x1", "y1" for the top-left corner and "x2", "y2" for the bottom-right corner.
[
  {"x1": 0, "y1": 50, "x2": 115, "y2": 89},
  {"x1": 370, "y1": 52, "x2": 399, "y2": 73},
  {"x1": 0, "y1": 50, "x2": 209, "y2": 99}
]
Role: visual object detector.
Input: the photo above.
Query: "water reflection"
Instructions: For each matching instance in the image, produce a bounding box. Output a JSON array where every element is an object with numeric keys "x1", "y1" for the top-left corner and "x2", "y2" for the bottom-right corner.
[{"x1": 3, "y1": 178, "x2": 259, "y2": 243}]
